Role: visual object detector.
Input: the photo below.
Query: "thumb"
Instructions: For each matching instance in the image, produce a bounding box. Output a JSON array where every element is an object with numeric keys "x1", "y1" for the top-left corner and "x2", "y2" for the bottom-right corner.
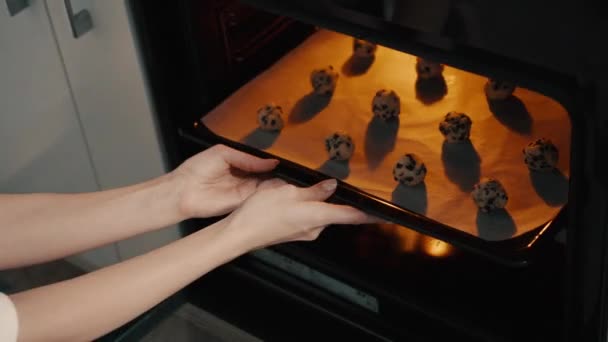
[
  {"x1": 297, "y1": 202, "x2": 378, "y2": 227},
  {"x1": 296, "y1": 179, "x2": 338, "y2": 201},
  {"x1": 220, "y1": 147, "x2": 279, "y2": 173}
]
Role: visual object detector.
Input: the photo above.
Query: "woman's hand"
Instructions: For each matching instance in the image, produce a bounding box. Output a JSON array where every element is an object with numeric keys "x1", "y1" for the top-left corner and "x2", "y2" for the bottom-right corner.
[
  {"x1": 172, "y1": 144, "x2": 279, "y2": 219},
  {"x1": 219, "y1": 178, "x2": 379, "y2": 253}
]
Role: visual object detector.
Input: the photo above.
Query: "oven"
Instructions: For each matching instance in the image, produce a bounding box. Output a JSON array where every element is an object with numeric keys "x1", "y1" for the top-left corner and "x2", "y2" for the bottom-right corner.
[{"x1": 128, "y1": 1, "x2": 607, "y2": 341}]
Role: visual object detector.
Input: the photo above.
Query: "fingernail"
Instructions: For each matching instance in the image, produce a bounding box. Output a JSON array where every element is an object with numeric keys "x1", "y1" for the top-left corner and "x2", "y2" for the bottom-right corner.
[{"x1": 321, "y1": 179, "x2": 338, "y2": 192}]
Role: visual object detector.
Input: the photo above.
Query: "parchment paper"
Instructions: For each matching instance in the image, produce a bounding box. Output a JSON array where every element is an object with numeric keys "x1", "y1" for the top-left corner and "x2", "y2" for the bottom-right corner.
[{"x1": 202, "y1": 30, "x2": 570, "y2": 241}]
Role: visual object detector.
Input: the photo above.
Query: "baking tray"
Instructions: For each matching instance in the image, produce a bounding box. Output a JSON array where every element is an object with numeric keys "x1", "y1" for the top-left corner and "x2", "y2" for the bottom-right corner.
[{"x1": 183, "y1": 30, "x2": 571, "y2": 266}]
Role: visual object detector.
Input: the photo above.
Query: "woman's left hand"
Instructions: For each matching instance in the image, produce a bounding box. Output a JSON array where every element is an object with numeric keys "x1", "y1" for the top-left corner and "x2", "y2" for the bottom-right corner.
[{"x1": 171, "y1": 144, "x2": 279, "y2": 219}]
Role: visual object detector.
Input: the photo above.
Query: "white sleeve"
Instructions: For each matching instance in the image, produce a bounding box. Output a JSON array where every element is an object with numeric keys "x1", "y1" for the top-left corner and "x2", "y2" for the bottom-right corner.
[{"x1": 0, "y1": 292, "x2": 18, "y2": 342}]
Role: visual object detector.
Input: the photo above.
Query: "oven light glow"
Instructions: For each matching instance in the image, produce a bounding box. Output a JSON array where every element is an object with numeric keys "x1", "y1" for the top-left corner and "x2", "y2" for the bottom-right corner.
[
  {"x1": 376, "y1": 224, "x2": 454, "y2": 257},
  {"x1": 423, "y1": 237, "x2": 454, "y2": 258}
]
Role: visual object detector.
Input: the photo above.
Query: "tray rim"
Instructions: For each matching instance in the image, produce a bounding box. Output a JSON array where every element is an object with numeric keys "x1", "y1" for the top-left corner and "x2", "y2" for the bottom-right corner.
[{"x1": 179, "y1": 123, "x2": 566, "y2": 267}]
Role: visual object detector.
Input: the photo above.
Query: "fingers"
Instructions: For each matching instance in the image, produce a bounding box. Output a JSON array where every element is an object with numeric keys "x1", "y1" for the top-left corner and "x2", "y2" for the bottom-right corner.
[
  {"x1": 217, "y1": 145, "x2": 279, "y2": 173},
  {"x1": 257, "y1": 178, "x2": 287, "y2": 191},
  {"x1": 295, "y1": 179, "x2": 338, "y2": 201},
  {"x1": 297, "y1": 202, "x2": 379, "y2": 227}
]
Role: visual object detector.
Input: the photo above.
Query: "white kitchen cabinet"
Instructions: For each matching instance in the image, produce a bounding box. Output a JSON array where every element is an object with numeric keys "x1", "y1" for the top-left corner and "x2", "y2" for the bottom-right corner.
[
  {"x1": 0, "y1": 0, "x2": 120, "y2": 270},
  {"x1": 44, "y1": 0, "x2": 182, "y2": 260}
]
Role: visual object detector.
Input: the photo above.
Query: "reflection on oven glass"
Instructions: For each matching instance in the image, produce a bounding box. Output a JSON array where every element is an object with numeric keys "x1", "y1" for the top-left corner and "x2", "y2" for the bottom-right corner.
[{"x1": 354, "y1": 224, "x2": 455, "y2": 260}]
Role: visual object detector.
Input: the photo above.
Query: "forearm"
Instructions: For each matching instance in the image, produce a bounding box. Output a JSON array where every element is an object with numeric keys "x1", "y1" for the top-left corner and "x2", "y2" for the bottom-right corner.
[
  {"x1": 0, "y1": 174, "x2": 186, "y2": 269},
  {"x1": 10, "y1": 219, "x2": 241, "y2": 342}
]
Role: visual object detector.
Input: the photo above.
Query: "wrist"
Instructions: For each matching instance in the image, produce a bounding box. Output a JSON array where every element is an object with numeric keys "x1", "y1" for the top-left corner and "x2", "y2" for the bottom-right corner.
[
  {"x1": 196, "y1": 217, "x2": 251, "y2": 260},
  {"x1": 145, "y1": 172, "x2": 190, "y2": 224}
]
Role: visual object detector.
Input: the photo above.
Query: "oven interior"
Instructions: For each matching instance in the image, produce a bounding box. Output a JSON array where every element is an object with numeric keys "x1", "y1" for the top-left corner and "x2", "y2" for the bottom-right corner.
[
  {"x1": 179, "y1": 0, "x2": 573, "y2": 267},
  {"x1": 129, "y1": 0, "x2": 594, "y2": 340}
]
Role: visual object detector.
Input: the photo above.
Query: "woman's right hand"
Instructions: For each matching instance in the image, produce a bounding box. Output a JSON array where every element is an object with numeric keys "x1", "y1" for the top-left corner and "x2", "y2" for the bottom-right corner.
[{"x1": 220, "y1": 178, "x2": 379, "y2": 252}]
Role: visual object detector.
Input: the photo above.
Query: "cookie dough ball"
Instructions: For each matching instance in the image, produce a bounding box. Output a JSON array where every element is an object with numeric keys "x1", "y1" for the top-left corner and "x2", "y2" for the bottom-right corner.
[
  {"x1": 416, "y1": 58, "x2": 444, "y2": 79},
  {"x1": 439, "y1": 111, "x2": 472, "y2": 143},
  {"x1": 325, "y1": 132, "x2": 354, "y2": 161},
  {"x1": 484, "y1": 79, "x2": 516, "y2": 100},
  {"x1": 310, "y1": 65, "x2": 339, "y2": 96},
  {"x1": 472, "y1": 178, "x2": 508, "y2": 213},
  {"x1": 523, "y1": 138, "x2": 559, "y2": 172},
  {"x1": 393, "y1": 153, "x2": 427, "y2": 186},
  {"x1": 256, "y1": 103, "x2": 284, "y2": 131},
  {"x1": 372, "y1": 89, "x2": 400, "y2": 121},
  {"x1": 353, "y1": 38, "x2": 377, "y2": 58}
]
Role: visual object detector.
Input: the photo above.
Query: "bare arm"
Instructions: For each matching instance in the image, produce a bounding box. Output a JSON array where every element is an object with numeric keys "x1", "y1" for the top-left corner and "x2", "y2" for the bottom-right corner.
[
  {"x1": 9, "y1": 179, "x2": 376, "y2": 342},
  {"x1": 0, "y1": 145, "x2": 278, "y2": 270},
  {"x1": 10, "y1": 219, "x2": 237, "y2": 342},
  {"x1": 0, "y1": 175, "x2": 183, "y2": 269}
]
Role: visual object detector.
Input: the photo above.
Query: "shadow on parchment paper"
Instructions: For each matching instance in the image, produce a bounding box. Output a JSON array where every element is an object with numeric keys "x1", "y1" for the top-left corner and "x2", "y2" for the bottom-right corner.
[
  {"x1": 476, "y1": 208, "x2": 516, "y2": 241},
  {"x1": 530, "y1": 169, "x2": 569, "y2": 207},
  {"x1": 317, "y1": 160, "x2": 351, "y2": 180},
  {"x1": 441, "y1": 140, "x2": 481, "y2": 191},
  {"x1": 364, "y1": 116, "x2": 399, "y2": 170},
  {"x1": 241, "y1": 128, "x2": 279, "y2": 150},
  {"x1": 391, "y1": 182, "x2": 428, "y2": 215},
  {"x1": 415, "y1": 76, "x2": 448, "y2": 105},
  {"x1": 289, "y1": 92, "x2": 331, "y2": 124},
  {"x1": 487, "y1": 96, "x2": 533, "y2": 135},
  {"x1": 341, "y1": 55, "x2": 375, "y2": 76}
]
